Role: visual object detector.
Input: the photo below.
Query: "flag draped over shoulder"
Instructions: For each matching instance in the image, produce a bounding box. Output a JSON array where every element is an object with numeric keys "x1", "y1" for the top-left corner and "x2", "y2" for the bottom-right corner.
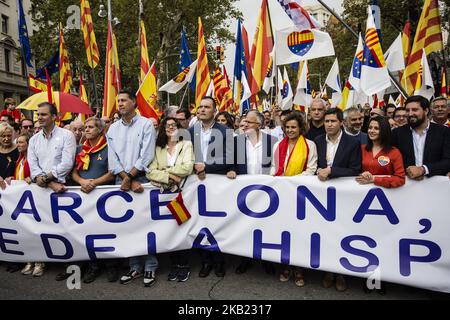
[
  {"x1": 275, "y1": 26, "x2": 334, "y2": 65},
  {"x1": 140, "y1": 20, "x2": 151, "y2": 83},
  {"x1": 80, "y1": 0, "x2": 100, "y2": 69},
  {"x1": 195, "y1": 17, "x2": 210, "y2": 108},
  {"x1": 360, "y1": 7, "x2": 390, "y2": 96},
  {"x1": 250, "y1": 0, "x2": 273, "y2": 94},
  {"x1": 102, "y1": 23, "x2": 121, "y2": 118},
  {"x1": 17, "y1": 0, "x2": 33, "y2": 68},
  {"x1": 404, "y1": 0, "x2": 443, "y2": 95}
]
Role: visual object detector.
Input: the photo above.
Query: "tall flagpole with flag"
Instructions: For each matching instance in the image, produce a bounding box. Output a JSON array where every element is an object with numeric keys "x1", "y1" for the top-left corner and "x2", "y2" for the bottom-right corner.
[
  {"x1": 139, "y1": 4, "x2": 150, "y2": 83},
  {"x1": 195, "y1": 17, "x2": 210, "y2": 108},
  {"x1": 80, "y1": 0, "x2": 100, "y2": 112},
  {"x1": 102, "y1": 21, "x2": 121, "y2": 118},
  {"x1": 59, "y1": 23, "x2": 73, "y2": 121},
  {"x1": 404, "y1": 0, "x2": 443, "y2": 96},
  {"x1": 233, "y1": 19, "x2": 251, "y2": 113}
]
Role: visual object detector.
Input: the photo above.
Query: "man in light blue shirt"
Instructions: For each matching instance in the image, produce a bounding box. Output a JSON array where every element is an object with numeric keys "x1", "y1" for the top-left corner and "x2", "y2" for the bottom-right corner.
[{"x1": 106, "y1": 89, "x2": 158, "y2": 288}]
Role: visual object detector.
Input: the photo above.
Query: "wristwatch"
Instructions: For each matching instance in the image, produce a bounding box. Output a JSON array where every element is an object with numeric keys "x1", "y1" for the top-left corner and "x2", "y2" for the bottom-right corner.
[
  {"x1": 126, "y1": 172, "x2": 134, "y2": 180},
  {"x1": 42, "y1": 174, "x2": 49, "y2": 183}
]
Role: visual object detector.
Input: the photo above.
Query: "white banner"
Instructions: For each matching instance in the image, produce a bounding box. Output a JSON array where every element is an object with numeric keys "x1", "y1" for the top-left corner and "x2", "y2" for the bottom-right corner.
[{"x1": 1, "y1": 176, "x2": 449, "y2": 293}]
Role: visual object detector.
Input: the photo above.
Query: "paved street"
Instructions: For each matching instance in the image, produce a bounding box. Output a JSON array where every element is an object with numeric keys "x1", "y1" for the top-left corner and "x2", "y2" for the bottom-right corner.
[{"x1": 1, "y1": 254, "x2": 447, "y2": 300}]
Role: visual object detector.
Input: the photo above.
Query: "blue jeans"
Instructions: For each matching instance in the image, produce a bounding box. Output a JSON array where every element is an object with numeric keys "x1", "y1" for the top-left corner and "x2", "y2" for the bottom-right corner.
[{"x1": 129, "y1": 255, "x2": 158, "y2": 272}]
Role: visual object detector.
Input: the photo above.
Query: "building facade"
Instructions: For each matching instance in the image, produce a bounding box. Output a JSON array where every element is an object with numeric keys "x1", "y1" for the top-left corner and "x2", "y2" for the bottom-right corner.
[{"x1": 0, "y1": 0, "x2": 35, "y2": 109}]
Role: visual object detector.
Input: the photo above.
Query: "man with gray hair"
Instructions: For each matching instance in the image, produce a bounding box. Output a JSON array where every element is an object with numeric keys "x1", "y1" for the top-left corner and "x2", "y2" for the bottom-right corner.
[
  {"x1": 343, "y1": 107, "x2": 368, "y2": 145},
  {"x1": 430, "y1": 96, "x2": 449, "y2": 127},
  {"x1": 226, "y1": 109, "x2": 278, "y2": 275}
]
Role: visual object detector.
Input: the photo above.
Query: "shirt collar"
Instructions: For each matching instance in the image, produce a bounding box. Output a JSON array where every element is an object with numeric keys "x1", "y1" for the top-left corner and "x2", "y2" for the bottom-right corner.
[
  {"x1": 121, "y1": 113, "x2": 138, "y2": 126},
  {"x1": 326, "y1": 129, "x2": 343, "y2": 144},
  {"x1": 42, "y1": 124, "x2": 57, "y2": 139},
  {"x1": 344, "y1": 128, "x2": 360, "y2": 137},
  {"x1": 409, "y1": 120, "x2": 430, "y2": 135},
  {"x1": 201, "y1": 121, "x2": 215, "y2": 132}
]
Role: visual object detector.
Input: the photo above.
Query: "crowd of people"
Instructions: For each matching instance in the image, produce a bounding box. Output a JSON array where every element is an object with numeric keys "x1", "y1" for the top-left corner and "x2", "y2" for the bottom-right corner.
[{"x1": 0, "y1": 92, "x2": 449, "y2": 294}]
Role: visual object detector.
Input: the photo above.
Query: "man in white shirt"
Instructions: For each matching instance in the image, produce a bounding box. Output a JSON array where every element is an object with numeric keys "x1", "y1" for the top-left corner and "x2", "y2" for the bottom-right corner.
[
  {"x1": 106, "y1": 89, "x2": 158, "y2": 288},
  {"x1": 28, "y1": 102, "x2": 76, "y2": 193},
  {"x1": 27, "y1": 102, "x2": 77, "y2": 278}
]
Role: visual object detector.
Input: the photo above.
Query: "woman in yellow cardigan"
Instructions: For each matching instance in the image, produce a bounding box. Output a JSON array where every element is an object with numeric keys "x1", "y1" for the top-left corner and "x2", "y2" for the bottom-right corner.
[{"x1": 146, "y1": 117, "x2": 194, "y2": 282}]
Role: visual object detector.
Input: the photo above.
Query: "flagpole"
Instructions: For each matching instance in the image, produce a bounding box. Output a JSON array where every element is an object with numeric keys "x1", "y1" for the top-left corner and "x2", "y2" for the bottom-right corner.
[
  {"x1": 83, "y1": 10, "x2": 100, "y2": 115},
  {"x1": 179, "y1": 84, "x2": 189, "y2": 108},
  {"x1": 315, "y1": 0, "x2": 408, "y2": 99}
]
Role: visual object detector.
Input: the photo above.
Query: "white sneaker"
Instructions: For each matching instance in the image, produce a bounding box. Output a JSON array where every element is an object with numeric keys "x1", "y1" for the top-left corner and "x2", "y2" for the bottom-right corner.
[
  {"x1": 21, "y1": 263, "x2": 34, "y2": 275},
  {"x1": 32, "y1": 263, "x2": 45, "y2": 277}
]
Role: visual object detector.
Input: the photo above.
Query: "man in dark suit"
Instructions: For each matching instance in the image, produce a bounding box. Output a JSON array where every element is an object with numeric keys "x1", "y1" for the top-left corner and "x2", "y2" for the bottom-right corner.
[
  {"x1": 226, "y1": 110, "x2": 278, "y2": 275},
  {"x1": 315, "y1": 108, "x2": 362, "y2": 181},
  {"x1": 188, "y1": 96, "x2": 234, "y2": 278},
  {"x1": 314, "y1": 107, "x2": 361, "y2": 292},
  {"x1": 392, "y1": 95, "x2": 450, "y2": 179}
]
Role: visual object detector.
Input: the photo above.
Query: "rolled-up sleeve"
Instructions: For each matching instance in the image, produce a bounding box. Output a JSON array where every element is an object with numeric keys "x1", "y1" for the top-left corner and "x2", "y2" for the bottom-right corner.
[{"x1": 135, "y1": 122, "x2": 156, "y2": 172}]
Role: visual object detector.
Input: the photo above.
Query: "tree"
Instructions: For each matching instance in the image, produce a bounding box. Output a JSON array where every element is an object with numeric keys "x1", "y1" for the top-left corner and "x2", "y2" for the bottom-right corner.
[{"x1": 29, "y1": 0, "x2": 242, "y2": 109}]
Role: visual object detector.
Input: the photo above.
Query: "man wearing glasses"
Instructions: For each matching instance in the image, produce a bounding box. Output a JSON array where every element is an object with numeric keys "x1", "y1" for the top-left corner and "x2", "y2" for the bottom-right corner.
[
  {"x1": 393, "y1": 107, "x2": 407, "y2": 127},
  {"x1": 175, "y1": 108, "x2": 191, "y2": 129},
  {"x1": 20, "y1": 119, "x2": 34, "y2": 137}
]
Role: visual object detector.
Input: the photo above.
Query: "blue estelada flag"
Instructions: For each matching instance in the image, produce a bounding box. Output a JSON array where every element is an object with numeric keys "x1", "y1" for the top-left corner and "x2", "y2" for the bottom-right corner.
[
  {"x1": 35, "y1": 49, "x2": 60, "y2": 80},
  {"x1": 179, "y1": 27, "x2": 196, "y2": 91},
  {"x1": 17, "y1": 0, "x2": 33, "y2": 67},
  {"x1": 233, "y1": 19, "x2": 251, "y2": 113}
]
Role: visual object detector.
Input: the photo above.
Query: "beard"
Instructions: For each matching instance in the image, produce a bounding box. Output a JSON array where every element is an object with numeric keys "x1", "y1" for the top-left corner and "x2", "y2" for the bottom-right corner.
[{"x1": 408, "y1": 114, "x2": 426, "y2": 128}]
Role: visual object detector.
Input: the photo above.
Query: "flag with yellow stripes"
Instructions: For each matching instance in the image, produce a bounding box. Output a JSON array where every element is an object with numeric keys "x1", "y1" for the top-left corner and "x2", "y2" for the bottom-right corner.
[
  {"x1": 195, "y1": 17, "x2": 210, "y2": 108},
  {"x1": 59, "y1": 23, "x2": 73, "y2": 121},
  {"x1": 167, "y1": 193, "x2": 191, "y2": 225},
  {"x1": 80, "y1": 0, "x2": 100, "y2": 69},
  {"x1": 404, "y1": 0, "x2": 443, "y2": 95}
]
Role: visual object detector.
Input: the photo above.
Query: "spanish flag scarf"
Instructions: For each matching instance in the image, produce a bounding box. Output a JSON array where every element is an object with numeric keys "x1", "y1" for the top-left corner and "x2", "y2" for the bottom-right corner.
[
  {"x1": 75, "y1": 135, "x2": 107, "y2": 171},
  {"x1": 14, "y1": 153, "x2": 30, "y2": 180},
  {"x1": 274, "y1": 136, "x2": 309, "y2": 176}
]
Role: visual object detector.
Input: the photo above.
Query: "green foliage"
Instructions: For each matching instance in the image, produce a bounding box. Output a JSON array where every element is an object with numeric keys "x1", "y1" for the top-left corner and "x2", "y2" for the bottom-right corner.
[{"x1": 29, "y1": 0, "x2": 241, "y2": 108}]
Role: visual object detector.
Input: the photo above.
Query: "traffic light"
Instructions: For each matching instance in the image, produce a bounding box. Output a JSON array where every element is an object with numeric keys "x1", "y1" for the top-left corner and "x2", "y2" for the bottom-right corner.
[{"x1": 216, "y1": 45, "x2": 224, "y2": 62}]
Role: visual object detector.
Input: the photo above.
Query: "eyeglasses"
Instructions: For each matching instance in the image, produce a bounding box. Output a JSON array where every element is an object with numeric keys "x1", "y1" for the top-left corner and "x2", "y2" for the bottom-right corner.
[
  {"x1": 165, "y1": 123, "x2": 178, "y2": 128},
  {"x1": 394, "y1": 115, "x2": 407, "y2": 119}
]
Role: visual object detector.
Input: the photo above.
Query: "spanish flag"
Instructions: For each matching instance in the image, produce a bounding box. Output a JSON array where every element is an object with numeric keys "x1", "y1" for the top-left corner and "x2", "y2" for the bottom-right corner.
[{"x1": 167, "y1": 193, "x2": 191, "y2": 225}]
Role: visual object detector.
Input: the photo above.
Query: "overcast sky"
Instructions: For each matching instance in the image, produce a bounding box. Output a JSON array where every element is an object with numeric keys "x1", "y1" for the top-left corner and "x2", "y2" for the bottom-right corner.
[{"x1": 223, "y1": 0, "x2": 343, "y2": 72}]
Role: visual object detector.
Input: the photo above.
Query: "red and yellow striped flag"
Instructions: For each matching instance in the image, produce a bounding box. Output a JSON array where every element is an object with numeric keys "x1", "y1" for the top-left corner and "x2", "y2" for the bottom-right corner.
[
  {"x1": 404, "y1": 0, "x2": 443, "y2": 95},
  {"x1": 80, "y1": 0, "x2": 100, "y2": 69},
  {"x1": 250, "y1": 0, "x2": 273, "y2": 94},
  {"x1": 77, "y1": 73, "x2": 89, "y2": 123},
  {"x1": 220, "y1": 65, "x2": 234, "y2": 112},
  {"x1": 102, "y1": 23, "x2": 121, "y2": 118},
  {"x1": 59, "y1": 23, "x2": 73, "y2": 121},
  {"x1": 401, "y1": 20, "x2": 411, "y2": 63},
  {"x1": 195, "y1": 17, "x2": 210, "y2": 108},
  {"x1": 59, "y1": 23, "x2": 72, "y2": 93},
  {"x1": 167, "y1": 193, "x2": 191, "y2": 225},
  {"x1": 441, "y1": 67, "x2": 448, "y2": 98},
  {"x1": 140, "y1": 20, "x2": 151, "y2": 83}
]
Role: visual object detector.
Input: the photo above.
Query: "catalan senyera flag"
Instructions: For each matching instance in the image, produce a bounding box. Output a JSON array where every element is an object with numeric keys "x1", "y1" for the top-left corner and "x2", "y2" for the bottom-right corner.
[
  {"x1": 250, "y1": 0, "x2": 274, "y2": 94},
  {"x1": 195, "y1": 17, "x2": 210, "y2": 108},
  {"x1": 404, "y1": 0, "x2": 443, "y2": 95},
  {"x1": 136, "y1": 61, "x2": 161, "y2": 120},
  {"x1": 167, "y1": 193, "x2": 191, "y2": 225},
  {"x1": 441, "y1": 68, "x2": 448, "y2": 98},
  {"x1": 140, "y1": 20, "x2": 151, "y2": 83},
  {"x1": 59, "y1": 23, "x2": 73, "y2": 121},
  {"x1": 80, "y1": 0, "x2": 100, "y2": 69},
  {"x1": 220, "y1": 65, "x2": 234, "y2": 113},
  {"x1": 28, "y1": 74, "x2": 47, "y2": 93},
  {"x1": 59, "y1": 23, "x2": 72, "y2": 93},
  {"x1": 102, "y1": 23, "x2": 121, "y2": 118},
  {"x1": 77, "y1": 73, "x2": 89, "y2": 123},
  {"x1": 213, "y1": 66, "x2": 225, "y2": 104}
]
